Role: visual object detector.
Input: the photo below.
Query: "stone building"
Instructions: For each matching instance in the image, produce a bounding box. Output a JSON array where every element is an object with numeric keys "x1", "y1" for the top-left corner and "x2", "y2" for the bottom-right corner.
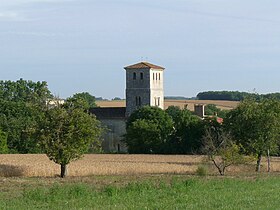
[{"x1": 91, "y1": 61, "x2": 165, "y2": 153}]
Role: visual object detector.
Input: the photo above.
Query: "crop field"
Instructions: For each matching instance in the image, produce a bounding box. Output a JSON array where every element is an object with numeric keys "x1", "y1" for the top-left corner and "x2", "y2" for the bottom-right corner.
[
  {"x1": 96, "y1": 99, "x2": 239, "y2": 111},
  {"x1": 0, "y1": 154, "x2": 280, "y2": 178}
]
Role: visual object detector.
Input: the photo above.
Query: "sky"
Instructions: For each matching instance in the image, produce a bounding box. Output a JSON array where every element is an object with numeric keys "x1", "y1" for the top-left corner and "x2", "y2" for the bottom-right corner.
[{"x1": 0, "y1": 0, "x2": 280, "y2": 99}]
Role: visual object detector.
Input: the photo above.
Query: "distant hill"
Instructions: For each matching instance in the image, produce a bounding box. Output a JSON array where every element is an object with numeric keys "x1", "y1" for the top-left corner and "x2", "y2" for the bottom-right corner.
[
  {"x1": 164, "y1": 96, "x2": 197, "y2": 100},
  {"x1": 197, "y1": 91, "x2": 280, "y2": 101}
]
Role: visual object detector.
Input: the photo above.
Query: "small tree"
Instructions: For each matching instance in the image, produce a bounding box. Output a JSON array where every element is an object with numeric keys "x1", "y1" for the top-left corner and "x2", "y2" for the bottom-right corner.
[
  {"x1": 202, "y1": 127, "x2": 245, "y2": 176},
  {"x1": 39, "y1": 105, "x2": 102, "y2": 178},
  {"x1": 225, "y1": 99, "x2": 280, "y2": 172}
]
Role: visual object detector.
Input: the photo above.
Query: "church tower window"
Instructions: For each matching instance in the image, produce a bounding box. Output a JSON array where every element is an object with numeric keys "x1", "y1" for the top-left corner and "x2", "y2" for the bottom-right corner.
[
  {"x1": 133, "y1": 72, "x2": 136, "y2": 80},
  {"x1": 140, "y1": 72, "x2": 144, "y2": 80}
]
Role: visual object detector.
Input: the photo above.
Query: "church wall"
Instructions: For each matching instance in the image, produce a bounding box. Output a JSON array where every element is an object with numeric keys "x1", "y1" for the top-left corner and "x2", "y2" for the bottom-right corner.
[
  {"x1": 100, "y1": 118, "x2": 127, "y2": 153},
  {"x1": 126, "y1": 68, "x2": 151, "y2": 116}
]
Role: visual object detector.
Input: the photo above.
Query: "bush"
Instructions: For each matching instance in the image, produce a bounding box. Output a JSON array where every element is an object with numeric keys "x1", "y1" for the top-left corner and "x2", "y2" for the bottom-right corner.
[{"x1": 196, "y1": 165, "x2": 208, "y2": 176}]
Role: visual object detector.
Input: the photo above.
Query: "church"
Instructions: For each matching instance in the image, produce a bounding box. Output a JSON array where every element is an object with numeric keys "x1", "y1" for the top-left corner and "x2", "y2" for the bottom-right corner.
[{"x1": 91, "y1": 61, "x2": 165, "y2": 153}]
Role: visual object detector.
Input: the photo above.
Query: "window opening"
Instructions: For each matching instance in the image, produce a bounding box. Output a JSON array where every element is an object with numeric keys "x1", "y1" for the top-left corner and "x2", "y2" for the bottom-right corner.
[
  {"x1": 133, "y1": 72, "x2": 136, "y2": 80},
  {"x1": 140, "y1": 73, "x2": 144, "y2": 80}
]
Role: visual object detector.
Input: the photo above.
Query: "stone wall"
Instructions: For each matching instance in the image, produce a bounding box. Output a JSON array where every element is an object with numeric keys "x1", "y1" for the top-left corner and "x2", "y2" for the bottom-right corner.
[{"x1": 100, "y1": 119, "x2": 127, "y2": 153}]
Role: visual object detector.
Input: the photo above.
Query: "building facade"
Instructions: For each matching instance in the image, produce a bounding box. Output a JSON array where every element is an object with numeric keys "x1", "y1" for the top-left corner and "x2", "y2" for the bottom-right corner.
[
  {"x1": 125, "y1": 62, "x2": 165, "y2": 116},
  {"x1": 91, "y1": 61, "x2": 165, "y2": 153}
]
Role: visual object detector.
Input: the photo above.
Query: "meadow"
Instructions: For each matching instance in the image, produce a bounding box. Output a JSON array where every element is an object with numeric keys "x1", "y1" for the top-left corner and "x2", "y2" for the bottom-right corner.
[{"x1": 0, "y1": 174, "x2": 280, "y2": 209}]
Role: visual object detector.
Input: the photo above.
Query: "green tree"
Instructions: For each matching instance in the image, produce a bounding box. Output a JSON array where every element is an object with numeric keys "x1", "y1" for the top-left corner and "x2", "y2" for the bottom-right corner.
[
  {"x1": 0, "y1": 100, "x2": 44, "y2": 153},
  {"x1": 0, "y1": 129, "x2": 8, "y2": 154},
  {"x1": 225, "y1": 99, "x2": 280, "y2": 172},
  {"x1": 204, "y1": 104, "x2": 228, "y2": 118},
  {"x1": 38, "y1": 104, "x2": 102, "y2": 178},
  {"x1": 165, "y1": 106, "x2": 203, "y2": 154},
  {"x1": 71, "y1": 92, "x2": 97, "y2": 109},
  {"x1": 124, "y1": 106, "x2": 173, "y2": 154},
  {"x1": 0, "y1": 79, "x2": 52, "y2": 153}
]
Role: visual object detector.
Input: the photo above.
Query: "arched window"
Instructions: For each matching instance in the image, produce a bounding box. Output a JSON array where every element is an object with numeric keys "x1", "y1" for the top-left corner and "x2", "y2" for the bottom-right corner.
[
  {"x1": 153, "y1": 73, "x2": 155, "y2": 80},
  {"x1": 158, "y1": 97, "x2": 160, "y2": 106},
  {"x1": 139, "y1": 97, "x2": 142, "y2": 106},
  {"x1": 156, "y1": 73, "x2": 158, "y2": 80},
  {"x1": 140, "y1": 72, "x2": 144, "y2": 80},
  {"x1": 133, "y1": 72, "x2": 136, "y2": 80},
  {"x1": 135, "y1": 96, "x2": 138, "y2": 106},
  {"x1": 159, "y1": 73, "x2": 161, "y2": 80}
]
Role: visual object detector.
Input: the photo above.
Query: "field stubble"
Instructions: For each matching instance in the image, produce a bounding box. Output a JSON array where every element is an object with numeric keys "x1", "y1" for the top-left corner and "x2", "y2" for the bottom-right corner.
[{"x1": 0, "y1": 154, "x2": 279, "y2": 177}]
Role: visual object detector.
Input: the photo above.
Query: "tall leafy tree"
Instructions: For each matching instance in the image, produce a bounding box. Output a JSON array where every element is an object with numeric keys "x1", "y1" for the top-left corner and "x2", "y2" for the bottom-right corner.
[
  {"x1": 124, "y1": 106, "x2": 173, "y2": 154},
  {"x1": 0, "y1": 79, "x2": 52, "y2": 153},
  {"x1": 38, "y1": 102, "x2": 102, "y2": 178},
  {"x1": 165, "y1": 106, "x2": 203, "y2": 154}
]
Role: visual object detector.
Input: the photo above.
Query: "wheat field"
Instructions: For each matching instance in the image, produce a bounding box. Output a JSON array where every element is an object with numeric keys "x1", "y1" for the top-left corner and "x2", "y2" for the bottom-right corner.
[
  {"x1": 96, "y1": 100, "x2": 239, "y2": 111},
  {"x1": 0, "y1": 154, "x2": 279, "y2": 177}
]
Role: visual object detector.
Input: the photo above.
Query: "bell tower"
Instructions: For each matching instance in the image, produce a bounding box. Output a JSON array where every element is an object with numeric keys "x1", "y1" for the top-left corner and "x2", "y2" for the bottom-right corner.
[{"x1": 124, "y1": 62, "x2": 165, "y2": 117}]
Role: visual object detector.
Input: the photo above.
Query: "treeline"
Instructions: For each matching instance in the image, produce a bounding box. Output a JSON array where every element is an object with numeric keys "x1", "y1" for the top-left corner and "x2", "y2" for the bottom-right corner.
[
  {"x1": 0, "y1": 79, "x2": 99, "y2": 154},
  {"x1": 197, "y1": 91, "x2": 280, "y2": 101},
  {"x1": 124, "y1": 100, "x2": 280, "y2": 175}
]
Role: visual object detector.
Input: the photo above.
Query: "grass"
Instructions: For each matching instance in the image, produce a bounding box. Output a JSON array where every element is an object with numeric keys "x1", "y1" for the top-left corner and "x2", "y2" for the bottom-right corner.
[{"x1": 0, "y1": 175, "x2": 279, "y2": 209}]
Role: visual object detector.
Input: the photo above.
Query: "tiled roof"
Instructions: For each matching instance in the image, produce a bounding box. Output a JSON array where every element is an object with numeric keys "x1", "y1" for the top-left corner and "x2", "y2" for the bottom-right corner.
[
  {"x1": 90, "y1": 107, "x2": 126, "y2": 119},
  {"x1": 124, "y1": 62, "x2": 165, "y2": 70}
]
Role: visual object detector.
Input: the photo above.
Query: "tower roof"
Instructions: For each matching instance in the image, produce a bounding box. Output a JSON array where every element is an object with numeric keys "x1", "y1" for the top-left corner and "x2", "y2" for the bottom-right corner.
[{"x1": 124, "y1": 62, "x2": 165, "y2": 70}]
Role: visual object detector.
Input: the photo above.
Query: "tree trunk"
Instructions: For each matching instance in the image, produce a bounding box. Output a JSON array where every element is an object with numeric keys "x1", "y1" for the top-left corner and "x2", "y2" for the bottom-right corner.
[
  {"x1": 60, "y1": 164, "x2": 68, "y2": 178},
  {"x1": 267, "y1": 149, "x2": 271, "y2": 173},
  {"x1": 256, "y1": 153, "x2": 262, "y2": 172}
]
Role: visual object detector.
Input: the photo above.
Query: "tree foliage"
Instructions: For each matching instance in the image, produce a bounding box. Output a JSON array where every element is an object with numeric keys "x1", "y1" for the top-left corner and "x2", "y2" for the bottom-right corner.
[
  {"x1": 165, "y1": 106, "x2": 203, "y2": 154},
  {"x1": 0, "y1": 129, "x2": 8, "y2": 154},
  {"x1": 124, "y1": 106, "x2": 173, "y2": 154},
  {"x1": 71, "y1": 92, "x2": 97, "y2": 109},
  {"x1": 225, "y1": 99, "x2": 280, "y2": 172},
  {"x1": 197, "y1": 91, "x2": 280, "y2": 101},
  {"x1": 39, "y1": 103, "x2": 102, "y2": 177},
  {"x1": 0, "y1": 79, "x2": 52, "y2": 153},
  {"x1": 204, "y1": 104, "x2": 228, "y2": 118}
]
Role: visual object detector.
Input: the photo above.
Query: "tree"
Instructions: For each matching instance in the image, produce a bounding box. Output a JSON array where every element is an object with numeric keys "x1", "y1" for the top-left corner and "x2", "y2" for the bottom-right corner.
[
  {"x1": 39, "y1": 103, "x2": 102, "y2": 178},
  {"x1": 0, "y1": 129, "x2": 8, "y2": 154},
  {"x1": 165, "y1": 106, "x2": 203, "y2": 154},
  {"x1": 0, "y1": 100, "x2": 44, "y2": 153},
  {"x1": 202, "y1": 127, "x2": 245, "y2": 176},
  {"x1": 71, "y1": 92, "x2": 97, "y2": 109},
  {"x1": 225, "y1": 99, "x2": 280, "y2": 172},
  {"x1": 0, "y1": 79, "x2": 52, "y2": 153},
  {"x1": 124, "y1": 106, "x2": 173, "y2": 154},
  {"x1": 204, "y1": 104, "x2": 228, "y2": 118}
]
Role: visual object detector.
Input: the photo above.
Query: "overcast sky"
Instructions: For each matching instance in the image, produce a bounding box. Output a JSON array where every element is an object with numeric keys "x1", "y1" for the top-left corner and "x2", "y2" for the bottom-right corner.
[{"x1": 0, "y1": 0, "x2": 280, "y2": 99}]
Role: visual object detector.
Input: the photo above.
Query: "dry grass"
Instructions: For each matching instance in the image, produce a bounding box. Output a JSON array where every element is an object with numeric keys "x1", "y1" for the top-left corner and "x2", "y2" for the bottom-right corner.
[
  {"x1": 0, "y1": 154, "x2": 279, "y2": 177},
  {"x1": 96, "y1": 100, "x2": 239, "y2": 111}
]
